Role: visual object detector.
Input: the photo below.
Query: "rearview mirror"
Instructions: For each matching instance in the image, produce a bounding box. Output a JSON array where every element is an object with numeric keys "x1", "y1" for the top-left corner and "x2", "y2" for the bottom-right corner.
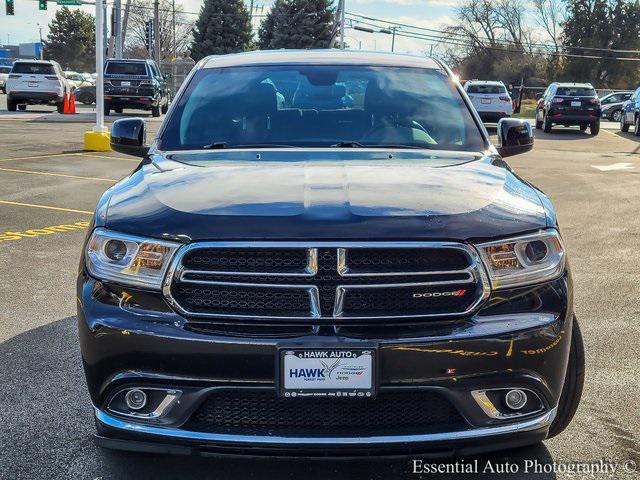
[
  {"x1": 110, "y1": 118, "x2": 149, "y2": 157},
  {"x1": 497, "y1": 118, "x2": 533, "y2": 158}
]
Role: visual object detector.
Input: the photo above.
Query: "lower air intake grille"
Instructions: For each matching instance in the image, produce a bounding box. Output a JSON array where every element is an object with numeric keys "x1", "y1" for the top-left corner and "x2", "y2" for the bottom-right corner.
[{"x1": 183, "y1": 390, "x2": 467, "y2": 436}]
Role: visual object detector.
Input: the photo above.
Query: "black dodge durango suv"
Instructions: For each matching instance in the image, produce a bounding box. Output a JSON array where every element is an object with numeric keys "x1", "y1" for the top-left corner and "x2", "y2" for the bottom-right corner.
[{"x1": 78, "y1": 50, "x2": 584, "y2": 457}]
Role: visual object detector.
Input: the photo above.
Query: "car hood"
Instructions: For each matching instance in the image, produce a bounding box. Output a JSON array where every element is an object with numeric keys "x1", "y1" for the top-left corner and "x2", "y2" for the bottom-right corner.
[{"x1": 103, "y1": 150, "x2": 548, "y2": 242}]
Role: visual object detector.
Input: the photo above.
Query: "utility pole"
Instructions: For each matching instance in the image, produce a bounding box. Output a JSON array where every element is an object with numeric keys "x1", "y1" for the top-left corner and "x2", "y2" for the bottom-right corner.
[
  {"x1": 38, "y1": 26, "x2": 43, "y2": 60},
  {"x1": 172, "y1": 0, "x2": 176, "y2": 59},
  {"x1": 122, "y1": 0, "x2": 131, "y2": 51},
  {"x1": 153, "y1": 0, "x2": 160, "y2": 64},
  {"x1": 390, "y1": 26, "x2": 397, "y2": 52},
  {"x1": 114, "y1": 0, "x2": 122, "y2": 59},
  {"x1": 103, "y1": 0, "x2": 108, "y2": 58}
]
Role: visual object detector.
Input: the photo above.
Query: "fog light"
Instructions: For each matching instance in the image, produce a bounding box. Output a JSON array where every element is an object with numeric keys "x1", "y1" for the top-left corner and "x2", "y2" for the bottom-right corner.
[
  {"x1": 504, "y1": 389, "x2": 527, "y2": 410},
  {"x1": 125, "y1": 389, "x2": 147, "y2": 410}
]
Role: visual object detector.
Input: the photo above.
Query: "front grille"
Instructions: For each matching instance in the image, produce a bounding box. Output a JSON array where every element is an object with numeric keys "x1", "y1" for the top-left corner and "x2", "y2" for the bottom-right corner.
[
  {"x1": 182, "y1": 248, "x2": 309, "y2": 273},
  {"x1": 166, "y1": 243, "x2": 487, "y2": 321},
  {"x1": 183, "y1": 390, "x2": 467, "y2": 436},
  {"x1": 175, "y1": 284, "x2": 311, "y2": 316}
]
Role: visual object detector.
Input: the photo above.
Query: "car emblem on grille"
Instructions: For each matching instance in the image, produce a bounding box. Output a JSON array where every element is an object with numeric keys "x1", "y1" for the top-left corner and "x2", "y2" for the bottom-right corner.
[{"x1": 413, "y1": 289, "x2": 467, "y2": 298}]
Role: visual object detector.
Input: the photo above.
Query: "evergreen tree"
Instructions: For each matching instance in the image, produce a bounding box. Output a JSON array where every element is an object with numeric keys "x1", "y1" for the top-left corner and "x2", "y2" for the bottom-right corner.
[
  {"x1": 259, "y1": 0, "x2": 335, "y2": 50},
  {"x1": 45, "y1": 7, "x2": 95, "y2": 71},
  {"x1": 562, "y1": 0, "x2": 640, "y2": 87},
  {"x1": 190, "y1": 0, "x2": 253, "y2": 61}
]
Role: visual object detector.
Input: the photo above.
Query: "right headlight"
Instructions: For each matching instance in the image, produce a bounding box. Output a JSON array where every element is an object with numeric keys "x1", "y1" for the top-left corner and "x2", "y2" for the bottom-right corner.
[{"x1": 474, "y1": 229, "x2": 566, "y2": 290}]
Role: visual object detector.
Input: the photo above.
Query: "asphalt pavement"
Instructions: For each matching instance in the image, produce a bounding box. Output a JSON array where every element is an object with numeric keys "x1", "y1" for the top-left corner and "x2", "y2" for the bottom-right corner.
[{"x1": 0, "y1": 96, "x2": 639, "y2": 480}]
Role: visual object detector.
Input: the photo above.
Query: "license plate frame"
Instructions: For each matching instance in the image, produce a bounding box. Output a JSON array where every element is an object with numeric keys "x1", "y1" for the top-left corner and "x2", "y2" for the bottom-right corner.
[
  {"x1": 277, "y1": 345, "x2": 377, "y2": 398},
  {"x1": 121, "y1": 81, "x2": 131, "y2": 87},
  {"x1": 481, "y1": 98, "x2": 491, "y2": 104},
  {"x1": 571, "y1": 101, "x2": 581, "y2": 107},
  {"x1": 28, "y1": 81, "x2": 38, "y2": 87}
]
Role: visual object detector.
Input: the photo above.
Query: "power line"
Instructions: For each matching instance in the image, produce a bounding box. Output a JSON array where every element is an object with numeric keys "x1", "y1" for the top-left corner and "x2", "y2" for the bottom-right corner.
[{"x1": 346, "y1": 11, "x2": 640, "y2": 56}]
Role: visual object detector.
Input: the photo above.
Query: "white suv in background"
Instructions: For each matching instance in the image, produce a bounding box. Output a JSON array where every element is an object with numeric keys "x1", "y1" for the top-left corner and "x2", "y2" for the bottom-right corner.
[
  {"x1": 464, "y1": 80, "x2": 513, "y2": 122},
  {"x1": 0, "y1": 65, "x2": 12, "y2": 93},
  {"x1": 5, "y1": 60, "x2": 69, "y2": 113}
]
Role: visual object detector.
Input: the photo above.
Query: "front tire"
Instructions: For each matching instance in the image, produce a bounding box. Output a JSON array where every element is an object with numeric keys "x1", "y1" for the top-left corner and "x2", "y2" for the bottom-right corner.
[
  {"x1": 590, "y1": 121, "x2": 600, "y2": 136},
  {"x1": 547, "y1": 316, "x2": 585, "y2": 439},
  {"x1": 7, "y1": 97, "x2": 17, "y2": 111},
  {"x1": 151, "y1": 105, "x2": 161, "y2": 117},
  {"x1": 635, "y1": 116, "x2": 640, "y2": 137},
  {"x1": 621, "y1": 115, "x2": 629, "y2": 132},
  {"x1": 104, "y1": 102, "x2": 110, "y2": 116}
]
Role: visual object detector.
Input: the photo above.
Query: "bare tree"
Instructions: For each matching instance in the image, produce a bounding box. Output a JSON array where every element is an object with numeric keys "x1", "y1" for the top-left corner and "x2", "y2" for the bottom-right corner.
[
  {"x1": 494, "y1": 0, "x2": 527, "y2": 47},
  {"x1": 124, "y1": 0, "x2": 194, "y2": 61},
  {"x1": 532, "y1": 0, "x2": 565, "y2": 52}
]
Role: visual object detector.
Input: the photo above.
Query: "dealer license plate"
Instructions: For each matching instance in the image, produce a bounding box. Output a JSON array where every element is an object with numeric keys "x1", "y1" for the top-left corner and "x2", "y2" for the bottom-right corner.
[
  {"x1": 481, "y1": 98, "x2": 491, "y2": 104},
  {"x1": 121, "y1": 81, "x2": 131, "y2": 87},
  {"x1": 571, "y1": 101, "x2": 581, "y2": 107},
  {"x1": 279, "y1": 347, "x2": 376, "y2": 398},
  {"x1": 28, "y1": 82, "x2": 38, "y2": 87}
]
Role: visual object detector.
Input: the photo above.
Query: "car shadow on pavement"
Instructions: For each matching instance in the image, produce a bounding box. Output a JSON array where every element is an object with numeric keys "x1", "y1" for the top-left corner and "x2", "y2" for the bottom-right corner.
[{"x1": 0, "y1": 317, "x2": 558, "y2": 480}]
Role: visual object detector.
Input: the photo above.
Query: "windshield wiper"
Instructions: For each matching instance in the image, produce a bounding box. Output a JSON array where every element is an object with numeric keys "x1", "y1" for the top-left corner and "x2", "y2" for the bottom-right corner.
[
  {"x1": 204, "y1": 142, "x2": 298, "y2": 149},
  {"x1": 331, "y1": 141, "x2": 365, "y2": 148}
]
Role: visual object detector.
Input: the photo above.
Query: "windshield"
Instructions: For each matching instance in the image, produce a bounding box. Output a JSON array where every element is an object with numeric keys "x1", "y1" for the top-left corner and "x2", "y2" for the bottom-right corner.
[
  {"x1": 160, "y1": 65, "x2": 485, "y2": 152},
  {"x1": 466, "y1": 84, "x2": 506, "y2": 94},
  {"x1": 105, "y1": 62, "x2": 147, "y2": 76},
  {"x1": 556, "y1": 87, "x2": 596, "y2": 97},
  {"x1": 12, "y1": 63, "x2": 55, "y2": 75},
  {"x1": 0, "y1": 66, "x2": 11, "y2": 74}
]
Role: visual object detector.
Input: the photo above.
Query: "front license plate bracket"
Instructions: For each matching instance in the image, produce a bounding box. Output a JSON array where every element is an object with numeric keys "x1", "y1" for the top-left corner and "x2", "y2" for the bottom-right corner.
[{"x1": 277, "y1": 346, "x2": 377, "y2": 398}]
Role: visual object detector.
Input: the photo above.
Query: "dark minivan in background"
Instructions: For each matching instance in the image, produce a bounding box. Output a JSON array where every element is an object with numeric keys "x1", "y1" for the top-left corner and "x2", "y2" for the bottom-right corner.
[
  {"x1": 103, "y1": 58, "x2": 170, "y2": 117},
  {"x1": 78, "y1": 50, "x2": 584, "y2": 458},
  {"x1": 535, "y1": 82, "x2": 601, "y2": 135}
]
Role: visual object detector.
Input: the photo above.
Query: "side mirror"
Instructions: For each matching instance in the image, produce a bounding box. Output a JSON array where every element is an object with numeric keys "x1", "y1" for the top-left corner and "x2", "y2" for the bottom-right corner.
[
  {"x1": 497, "y1": 118, "x2": 533, "y2": 158},
  {"x1": 110, "y1": 118, "x2": 149, "y2": 157},
  {"x1": 535, "y1": 92, "x2": 542, "y2": 99}
]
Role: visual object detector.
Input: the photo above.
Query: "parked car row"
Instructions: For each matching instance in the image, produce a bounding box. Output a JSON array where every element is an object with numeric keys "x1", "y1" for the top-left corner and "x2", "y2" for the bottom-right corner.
[{"x1": 3, "y1": 58, "x2": 171, "y2": 117}]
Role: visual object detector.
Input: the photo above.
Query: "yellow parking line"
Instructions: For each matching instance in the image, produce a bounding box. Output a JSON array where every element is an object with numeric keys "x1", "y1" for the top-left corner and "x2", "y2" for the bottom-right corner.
[
  {"x1": 0, "y1": 166, "x2": 117, "y2": 182},
  {"x1": 0, "y1": 200, "x2": 93, "y2": 215},
  {"x1": 0, "y1": 152, "x2": 137, "y2": 163},
  {"x1": 79, "y1": 153, "x2": 139, "y2": 162}
]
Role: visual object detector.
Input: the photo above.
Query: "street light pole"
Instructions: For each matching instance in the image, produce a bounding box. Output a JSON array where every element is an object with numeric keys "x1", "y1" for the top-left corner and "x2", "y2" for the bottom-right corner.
[
  {"x1": 94, "y1": 0, "x2": 105, "y2": 133},
  {"x1": 339, "y1": 0, "x2": 345, "y2": 49}
]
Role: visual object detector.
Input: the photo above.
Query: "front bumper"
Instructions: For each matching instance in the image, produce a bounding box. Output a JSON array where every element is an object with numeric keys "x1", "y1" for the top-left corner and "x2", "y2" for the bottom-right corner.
[{"x1": 78, "y1": 270, "x2": 573, "y2": 456}]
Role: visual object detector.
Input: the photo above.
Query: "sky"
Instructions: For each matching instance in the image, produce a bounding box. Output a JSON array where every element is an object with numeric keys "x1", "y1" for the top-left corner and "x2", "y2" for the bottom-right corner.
[{"x1": 0, "y1": 0, "x2": 519, "y2": 55}]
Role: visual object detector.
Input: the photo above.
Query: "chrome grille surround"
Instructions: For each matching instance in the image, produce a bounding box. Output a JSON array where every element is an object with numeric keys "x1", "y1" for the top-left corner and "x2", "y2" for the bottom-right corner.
[{"x1": 162, "y1": 242, "x2": 490, "y2": 321}]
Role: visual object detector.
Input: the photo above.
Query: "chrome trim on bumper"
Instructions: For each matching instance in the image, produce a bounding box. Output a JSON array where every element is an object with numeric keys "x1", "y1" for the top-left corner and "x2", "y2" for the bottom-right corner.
[{"x1": 95, "y1": 407, "x2": 555, "y2": 446}]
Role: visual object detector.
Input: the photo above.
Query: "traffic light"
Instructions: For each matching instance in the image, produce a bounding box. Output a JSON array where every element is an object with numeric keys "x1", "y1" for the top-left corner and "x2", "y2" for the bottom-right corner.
[
  {"x1": 144, "y1": 20, "x2": 153, "y2": 52},
  {"x1": 6, "y1": 0, "x2": 15, "y2": 15},
  {"x1": 39, "y1": 0, "x2": 47, "y2": 10}
]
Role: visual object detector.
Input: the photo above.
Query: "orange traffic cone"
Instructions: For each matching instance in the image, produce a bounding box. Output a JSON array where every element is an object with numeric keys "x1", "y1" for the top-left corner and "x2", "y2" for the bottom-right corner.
[
  {"x1": 62, "y1": 92, "x2": 70, "y2": 114},
  {"x1": 69, "y1": 91, "x2": 76, "y2": 114}
]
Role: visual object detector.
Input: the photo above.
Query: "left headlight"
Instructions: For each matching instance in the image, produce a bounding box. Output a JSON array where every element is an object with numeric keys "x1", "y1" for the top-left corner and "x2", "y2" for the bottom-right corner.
[
  {"x1": 85, "y1": 228, "x2": 181, "y2": 290},
  {"x1": 474, "y1": 229, "x2": 566, "y2": 290}
]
